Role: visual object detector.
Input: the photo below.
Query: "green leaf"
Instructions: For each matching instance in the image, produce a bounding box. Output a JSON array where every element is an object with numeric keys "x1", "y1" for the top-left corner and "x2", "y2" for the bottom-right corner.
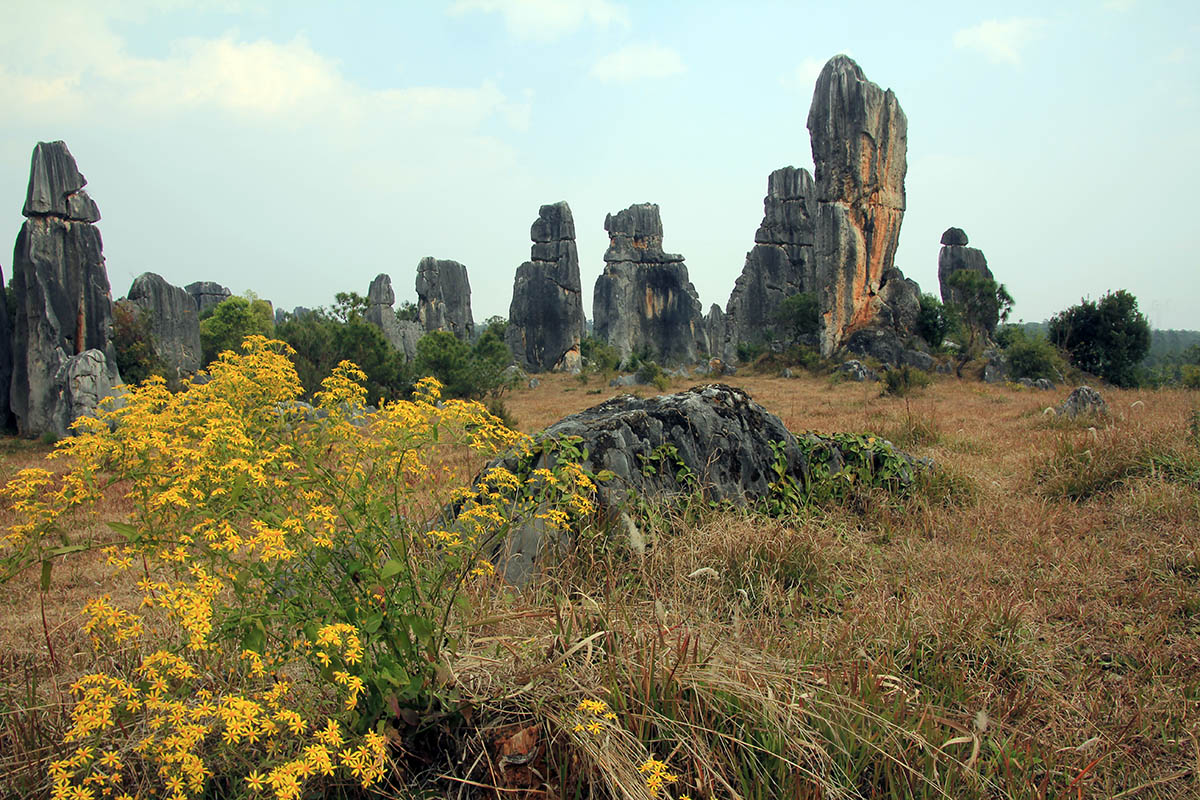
[
  {"x1": 380, "y1": 560, "x2": 405, "y2": 580},
  {"x1": 106, "y1": 521, "x2": 140, "y2": 542},
  {"x1": 49, "y1": 544, "x2": 88, "y2": 556},
  {"x1": 363, "y1": 612, "x2": 384, "y2": 634},
  {"x1": 40, "y1": 560, "x2": 52, "y2": 592}
]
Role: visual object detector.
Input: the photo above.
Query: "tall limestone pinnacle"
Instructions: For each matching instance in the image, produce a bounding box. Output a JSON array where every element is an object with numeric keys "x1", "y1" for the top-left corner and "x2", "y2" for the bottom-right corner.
[
  {"x1": 507, "y1": 202, "x2": 585, "y2": 373},
  {"x1": 592, "y1": 203, "x2": 706, "y2": 365},
  {"x1": 807, "y1": 54, "x2": 909, "y2": 357},
  {"x1": 10, "y1": 141, "x2": 121, "y2": 437}
]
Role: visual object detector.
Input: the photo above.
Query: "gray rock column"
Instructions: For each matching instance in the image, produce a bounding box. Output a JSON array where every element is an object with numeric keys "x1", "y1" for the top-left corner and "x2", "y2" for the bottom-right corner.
[
  {"x1": 416, "y1": 258, "x2": 474, "y2": 342},
  {"x1": 127, "y1": 272, "x2": 202, "y2": 376}
]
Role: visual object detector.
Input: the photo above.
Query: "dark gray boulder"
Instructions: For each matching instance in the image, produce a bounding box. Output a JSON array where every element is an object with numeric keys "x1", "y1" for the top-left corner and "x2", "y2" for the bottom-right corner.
[
  {"x1": 127, "y1": 272, "x2": 202, "y2": 376},
  {"x1": 472, "y1": 384, "x2": 922, "y2": 583},
  {"x1": 416, "y1": 257, "x2": 474, "y2": 341},
  {"x1": 185, "y1": 281, "x2": 232, "y2": 314},
  {"x1": 836, "y1": 359, "x2": 880, "y2": 382},
  {"x1": 592, "y1": 203, "x2": 707, "y2": 365},
  {"x1": 982, "y1": 349, "x2": 1008, "y2": 384},
  {"x1": 808, "y1": 55, "x2": 907, "y2": 357},
  {"x1": 10, "y1": 142, "x2": 120, "y2": 438},
  {"x1": 940, "y1": 227, "x2": 968, "y2": 246},
  {"x1": 364, "y1": 273, "x2": 421, "y2": 360},
  {"x1": 507, "y1": 202, "x2": 585, "y2": 373},
  {"x1": 900, "y1": 349, "x2": 935, "y2": 371},
  {"x1": 48, "y1": 349, "x2": 121, "y2": 434},
  {"x1": 723, "y1": 167, "x2": 818, "y2": 361},
  {"x1": 1058, "y1": 386, "x2": 1107, "y2": 418}
]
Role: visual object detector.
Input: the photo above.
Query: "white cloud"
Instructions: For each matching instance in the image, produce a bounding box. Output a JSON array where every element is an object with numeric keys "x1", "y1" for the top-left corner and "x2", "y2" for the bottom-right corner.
[
  {"x1": 590, "y1": 43, "x2": 685, "y2": 83},
  {"x1": 952, "y1": 17, "x2": 1047, "y2": 65},
  {"x1": 449, "y1": 0, "x2": 628, "y2": 41}
]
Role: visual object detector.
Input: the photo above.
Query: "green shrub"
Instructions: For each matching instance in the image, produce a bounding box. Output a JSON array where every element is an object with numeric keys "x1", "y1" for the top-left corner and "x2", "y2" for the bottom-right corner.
[
  {"x1": 112, "y1": 301, "x2": 169, "y2": 386},
  {"x1": 1049, "y1": 290, "x2": 1151, "y2": 387},
  {"x1": 199, "y1": 294, "x2": 275, "y2": 365},
  {"x1": 772, "y1": 292, "x2": 820, "y2": 343},
  {"x1": 580, "y1": 336, "x2": 620, "y2": 375},
  {"x1": 881, "y1": 365, "x2": 932, "y2": 398},
  {"x1": 635, "y1": 361, "x2": 669, "y2": 391},
  {"x1": 997, "y1": 325, "x2": 1066, "y2": 381},
  {"x1": 916, "y1": 293, "x2": 952, "y2": 349}
]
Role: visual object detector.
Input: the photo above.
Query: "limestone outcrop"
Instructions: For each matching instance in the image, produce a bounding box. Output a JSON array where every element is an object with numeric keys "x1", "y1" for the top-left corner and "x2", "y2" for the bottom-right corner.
[
  {"x1": 185, "y1": 281, "x2": 231, "y2": 314},
  {"x1": 10, "y1": 141, "x2": 121, "y2": 438},
  {"x1": 937, "y1": 226, "x2": 994, "y2": 314},
  {"x1": 506, "y1": 202, "x2": 586, "y2": 372},
  {"x1": 416, "y1": 258, "x2": 474, "y2": 341},
  {"x1": 469, "y1": 384, "x2": 925, "y2": 584},
  {"x1": 808, "y1": 55, "x2": 908, "y2": 357},
  {"x1": 0, "y1": 265, "x2": 12, "y2": 431},
  {"x1": 723, "y1": 167, "x2": 818, "y2": 359},
  {"x1": 364, "y1": 274, "x2": 422, "y2": 360},
  {"x1": 127, "y1": 272, "x2": 202, "y2": 376},
  {"x1": 591, "y1": 204, "x2": 706, "y2": 365}
]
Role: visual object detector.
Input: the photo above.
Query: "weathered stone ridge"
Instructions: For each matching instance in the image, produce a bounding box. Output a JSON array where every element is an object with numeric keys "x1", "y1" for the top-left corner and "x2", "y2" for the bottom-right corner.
[
  {"x1": 592, "y1": 203, "x2": 707, "y2": 365},
  {"x1": 723, "y1": 167, "x2": 818, "y2": 359},
  {"x1": 507, "y1": 202, "x2": 585, "y2": 373},
  {"x1": 0, "y1": 265, "x2": 12, "y2": 431},
  {"x1": 127, "y1": 272, "x2": 202, "y2": 376},
  {"x1": 10, "y1": 141, "x2": 120, "y2": 437},
  {"x1": 808, "y1": 55, "x2": 908, "y2": 357},
  {"x1": 185, "y1": 281, "x2": 232, "y2": 314},
  {"x1": 416, "y1": 257, "x2": 474, "y2": 342},
  {"x1": 364, "y1": 273, "x2": 421, "y2": 360}
]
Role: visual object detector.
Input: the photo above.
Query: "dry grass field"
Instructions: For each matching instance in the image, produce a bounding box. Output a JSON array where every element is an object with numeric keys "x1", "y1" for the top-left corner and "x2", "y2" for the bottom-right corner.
[{"x1": 2, "y1": 368, "x2": 1198, "y2": 799}]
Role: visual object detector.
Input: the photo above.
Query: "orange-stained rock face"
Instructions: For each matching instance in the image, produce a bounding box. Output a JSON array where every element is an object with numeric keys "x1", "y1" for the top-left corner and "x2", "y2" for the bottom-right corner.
[{"x1": 807, "y1": 55, "x2": 907, "y2": 356}]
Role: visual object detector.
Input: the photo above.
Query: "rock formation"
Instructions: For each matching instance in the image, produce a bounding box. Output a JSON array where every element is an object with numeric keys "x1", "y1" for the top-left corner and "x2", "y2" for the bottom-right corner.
[
  {"x1": 506, "y1": 202, "x2": 586, "y2": 373},
  {"x1": 468, "y1": 384, "x2": 925, "y2": 584},
  {"x1": 723, "y1": 167, "x2": 818, "y2": 359},
  {"x1": 185, "y1": 281, "x2": 231, "y2": 314},
  {"x1": 591, "y1": 204, "x2": 707, "y2": 365},
  {"x1": 10, "y1": 141, "x2": 121, "y2": 438},
  {"x1": 126, "y1": 272, "x2": 202, "y2": 376},
  {"x1": 364, "y1": 273, "x2": 422, "y2": 360},
  {"x1": 1058, "y1": 385, "x2": 1106, "y2": 418},
  {"x1": 0, "y1": 265, "x2": 12, "y2": 431},
  {"x1": 937, "y1": 226, "x2": 994, "y2": 313},
  {"x1": 416, "y1": 257, "x2": 474, "y2": 341},
  {"x1": 808, "y1": 55, "x2": 909, "y2": 357}
]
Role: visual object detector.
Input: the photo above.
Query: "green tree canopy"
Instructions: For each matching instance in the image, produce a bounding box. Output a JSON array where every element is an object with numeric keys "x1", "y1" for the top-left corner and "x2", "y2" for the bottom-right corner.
[
  {"x1": 1048, "y1": 290, "x2": 1151, "y2": 387},
  {"x1": 946, "y1": 270, "x2": 1013, "y2": 353},
  {"x1": 199, "y1": 295, "x2": 275, "y2": 365},
  {"x1": 771, "y1": 292, "x2": 820, "y2": 344}
]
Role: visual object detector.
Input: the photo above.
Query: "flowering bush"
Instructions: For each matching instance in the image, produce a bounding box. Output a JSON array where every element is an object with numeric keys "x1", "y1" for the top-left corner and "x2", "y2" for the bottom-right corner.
[{"x1": 1, "y1": 337, "x2": 593, "y2": 799}]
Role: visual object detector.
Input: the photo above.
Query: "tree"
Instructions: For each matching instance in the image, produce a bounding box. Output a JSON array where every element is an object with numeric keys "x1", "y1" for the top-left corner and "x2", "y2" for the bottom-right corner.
[
  {"x1": 946, "y1": 270, "x2": 1013, "y2": 353},
  {"x1": 200, "y1": 295, "x2": 275, "y2": 365},
  {"x1": 771, "y1": 292, "x2": 820, "y2": 344},
  {"x1": 916, "y1": 294, "x2": 951, "y2": 349},
  {"x1": 112, "y1": 301, "x2": 168, "y2": 386},
  {"x1": 277, "y1": 305, "x2": 408, "y2": 404},
  {"x1": 413, "y1": 329, "x2": 513, "y2": 400},
  {"x1": 1049, "y1": 290, "x2": 1151, "y2": 387}
]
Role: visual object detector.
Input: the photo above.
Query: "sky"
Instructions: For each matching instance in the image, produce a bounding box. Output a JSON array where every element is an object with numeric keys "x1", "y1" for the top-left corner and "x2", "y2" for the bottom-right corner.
[{"x1": 2, "y1": 0, "x2": 1197, "y2": 330}]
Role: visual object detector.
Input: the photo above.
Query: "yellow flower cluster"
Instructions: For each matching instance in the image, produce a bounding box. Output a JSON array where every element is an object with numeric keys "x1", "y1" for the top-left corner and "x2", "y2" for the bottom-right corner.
[
  {"x1": 638, "y1": 756, "x2": 680, "y2": 799},
  {"x1": 4, "y1": 337, "x2": 605, "y2": 798},
  {"x1": 573, "y1": 698, "x2": 619, "y2": 736}
]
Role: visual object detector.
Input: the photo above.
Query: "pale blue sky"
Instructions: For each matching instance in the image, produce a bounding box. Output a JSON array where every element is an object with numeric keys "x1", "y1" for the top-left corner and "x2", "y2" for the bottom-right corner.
[{"x1": 2, "y1": 0, "x2": 1197, "y2": 328}]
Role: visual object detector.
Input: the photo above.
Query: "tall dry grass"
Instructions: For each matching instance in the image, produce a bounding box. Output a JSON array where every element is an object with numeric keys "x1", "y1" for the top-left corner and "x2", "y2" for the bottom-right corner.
[{"x1": 2, "y1": 372, "x2": 1198, "y2": 798}]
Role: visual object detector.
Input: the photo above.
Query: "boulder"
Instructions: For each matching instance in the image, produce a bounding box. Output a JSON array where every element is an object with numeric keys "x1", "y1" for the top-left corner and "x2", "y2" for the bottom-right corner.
[
  {"x1": 472, "y1": 384, "x2": 921, "y2": 583},
  {"x1": 185, "y1": 281, "x2": 232, "y2": 314},
  {"x1": 836, "y1": 360, "x2": 880, "y2": 382},
  {"x1": 10, "y1": 142, "x2": 121, "y2": 438},
  {"x1": 982, "y1": 349, "x2": 1008, "y2": 384},
  {"x1": 416, "y1": 257, "x2": 474, "y2": 341},
  {"x1": 49, "y1": 349, "x2": 121, "y2": 435},
  {"x1": 900, "y1": 349, "x2": 934, "y2": 371},
  {"x1": 808, "y1": 55, "x2": 907, "y2": 357},
  {"x1": 127, "y1": 272, "x2": 202, "y2": 376},
  {"x1": 592, "y1": 204, "x2": 707, "y2": 365},
  {"x1": 1058, "y1": 386, "x2": 1107, "y2": 418},
  {"x1": 364, "y1": 274, "x2": 422, "y2": 360},
  {"x1": 940, "y1": 227, "x2": 969, "y2": 246},
  {"x1": 506, "y1": 202, "x2": 586, "y2": 372},
  {"x1": 723, "y1": 167, "x2": 818, "y2": 360}
]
